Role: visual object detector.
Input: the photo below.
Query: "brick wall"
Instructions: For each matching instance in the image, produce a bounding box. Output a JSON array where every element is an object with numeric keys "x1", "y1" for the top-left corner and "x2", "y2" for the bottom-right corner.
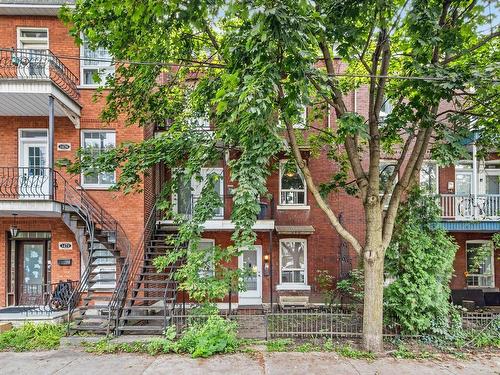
[{"x1": 0, "y1": 217, "x2": 80, "y2": 307}]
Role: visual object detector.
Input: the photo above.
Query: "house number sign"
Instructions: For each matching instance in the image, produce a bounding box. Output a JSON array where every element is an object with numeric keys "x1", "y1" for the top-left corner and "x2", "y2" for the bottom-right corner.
[
  {"x1": 57, "y1": 143, "x2": 71, "y2": 151},
  {"x1": 58, "y1": 242, "x2": 73, "y2": 250}
]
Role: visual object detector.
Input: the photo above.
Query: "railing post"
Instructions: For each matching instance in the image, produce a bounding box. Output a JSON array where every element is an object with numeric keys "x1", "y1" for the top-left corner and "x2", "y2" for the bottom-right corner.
[{"x1": 48, "y1": 95, "x2": 55, "y2": 199}]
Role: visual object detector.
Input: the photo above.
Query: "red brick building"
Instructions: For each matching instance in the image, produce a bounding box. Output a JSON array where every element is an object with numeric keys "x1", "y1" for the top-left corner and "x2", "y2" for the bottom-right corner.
[{"x1": 0, "y1": 1, "x2": 497, "y2": 333}]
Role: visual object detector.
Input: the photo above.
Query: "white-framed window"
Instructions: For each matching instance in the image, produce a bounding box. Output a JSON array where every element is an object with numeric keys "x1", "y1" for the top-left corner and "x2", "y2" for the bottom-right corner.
[
  {"x1": 279, "y1": 239, "x2": 307, "y2": 286},
  {"x1": 379, "y1": 98, "x2": 393, "y2": 122},
  {"x1": 420, "y1": 161, "x2": 439, "y2": 194},
  {"x1": 379, "y1": 160, "x2": 397, "y2": 204},
  {"x1": 81, "y1": 130, "x2": 116, "y2": 188},
  {"x1": 279, "y1": 160, "x2": 307, "y2": 206},
  {"x1": 466, "y1": 240, "x2": 495, "y2": 288},
  {"x1": 80, "y1": 35, "x2": 115, "y2": 87},
  {"x1": 198, "y1": 239, "x2": 215, "y2": 278},
  {"x1": 17, "y1": 27, "x2": 49, "y2": 49},
  {"x1": 278, "y1": 105, "x2": 307, "y2": 129},
  {"x1": 483, "y1": 161, "x2": 500, "y2": 195}
]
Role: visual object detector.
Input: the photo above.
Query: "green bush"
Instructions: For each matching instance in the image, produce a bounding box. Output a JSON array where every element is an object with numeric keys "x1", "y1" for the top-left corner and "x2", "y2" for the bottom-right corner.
[
  {"x1": 266, "y1": 338, "x2": 292, "y2": 352},
  {"x1": 385, "y1": 189, "x2": 458, "y2": 335},
  {"x1": 177, "y1": 315, "x2": 239, "y2": 357},
  {"x1": 0, "y1": 323, "x2": 65, "y2": 351}
]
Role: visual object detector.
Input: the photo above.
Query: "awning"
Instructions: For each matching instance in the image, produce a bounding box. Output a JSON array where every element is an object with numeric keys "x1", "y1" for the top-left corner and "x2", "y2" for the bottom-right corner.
[{"x1": 275, "y1": 225, "x2": 315, "y2": 235}]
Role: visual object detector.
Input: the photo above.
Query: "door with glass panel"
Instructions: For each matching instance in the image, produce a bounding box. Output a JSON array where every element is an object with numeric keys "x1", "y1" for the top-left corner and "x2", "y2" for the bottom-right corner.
[
  {"x1": 174, "y1": 168, "x2": 224, "y2": 219},
  {"x1": 455, "y1": 170, "x2": 473, "y2": 218},
  {"x1": 17, "y1": 241, "x2": 46, "y2": 305},
  {"x1": 19, "y1": 130, "x2": 49, "y2": 199},
  {"x1": 238, "y1": 246, "x2": 262, "y2": 305},
  {"x1": 17, "y1": 28, "x2": 49, "y2": 78}
]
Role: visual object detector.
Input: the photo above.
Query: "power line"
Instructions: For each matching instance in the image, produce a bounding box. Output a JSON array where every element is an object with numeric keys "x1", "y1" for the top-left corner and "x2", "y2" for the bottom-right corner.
[{"x1": 2, "y1": 47, "x2": 498, "y2": 83}]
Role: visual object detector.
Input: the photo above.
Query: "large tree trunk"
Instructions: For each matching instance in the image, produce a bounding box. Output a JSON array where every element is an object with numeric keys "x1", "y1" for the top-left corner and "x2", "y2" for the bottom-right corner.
[
  {"x1": 362, "y1": 248, "x2": 384, "y2": 352},
  {"x1": 362, "y1": 203, "x2": 385, "y2": 352}
]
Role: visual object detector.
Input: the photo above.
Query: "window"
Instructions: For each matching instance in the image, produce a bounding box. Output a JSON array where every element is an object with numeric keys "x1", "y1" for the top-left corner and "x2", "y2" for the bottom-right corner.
[
  {"x1": 420, "y1": 161, "x2": 439, "y2": 194},
  {"x1": 466, "y1": 241, "x2": 494, "y2": 288},
  {"x1": 279, "y1": 239, "x2": 307, "y2": 286},
  {"x1": 197, "y1": 239, "x2": 215, "y2": 278},
  {"x1": 81, "y1": 131, "x2": 116, "y2": 187},
  {"x1": 279, "y1": 160, "x2": 306, "y2": 206},
  {"x1": 379, "y1": 98, "x2": 393, "y2": 122},
  {"x1": 484, "y1": 162, "x2": 500, "y2": 195},
  {"x1": 278, "y1": 105, "x2": 307, "y2": 129},
  {"x1": 18, "y1": 28, "x2": 48, "y2": 49},
  {"x1": 379, "y1": 160, "x2": 397, "y2": 202},
  {"x1": 80, "y1": 36, "x2": 115, "y2": 86}
]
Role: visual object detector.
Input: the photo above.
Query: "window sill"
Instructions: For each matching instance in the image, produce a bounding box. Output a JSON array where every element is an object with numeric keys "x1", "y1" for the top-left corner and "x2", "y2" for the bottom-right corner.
[
  {"x1": 79, "y1": 185, "x2": 114, "y2": 191},
  {"x1": 276, "y1": 284, "x2": 311, "y2": 291},
  {"x1": 277, "y1": 205, "x2": 310, "y2": 210}
]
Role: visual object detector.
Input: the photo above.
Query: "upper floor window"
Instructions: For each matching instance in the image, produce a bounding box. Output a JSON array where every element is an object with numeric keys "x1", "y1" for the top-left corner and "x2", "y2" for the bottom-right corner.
[
  {"x1": 379, "y1": 160, "x2": 397, "y2": 199},
  {"x1": 420, "y1": 161, "x2": 439, "y2": 194},
  {"x1": 81, "y1": 130, "x2": 116, "y2": 188},
  {"x1": 279, "y1": 160, "x2": 306, "y2": 206},
  {"x1": 18, "y1": 28, "x2": 48, "y2": 50},
  {"x1": 379, "y1": 98, "x2": 393, "y2": 122},
  {"x1": 278, "y1": 105, "x2": 307, "y2": 129},
  {"x1": 80, "y1": 36, "x2": 115, "y2": 86}
]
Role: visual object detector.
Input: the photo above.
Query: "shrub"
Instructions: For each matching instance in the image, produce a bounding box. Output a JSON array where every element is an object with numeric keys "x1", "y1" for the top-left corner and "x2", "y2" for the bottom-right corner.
[
  {"x1": 177, "y1": 315, "x2": 239, "y2": 358},
  {"x1": 0, "y1": 322, "x2": 65, "y2": 351}
]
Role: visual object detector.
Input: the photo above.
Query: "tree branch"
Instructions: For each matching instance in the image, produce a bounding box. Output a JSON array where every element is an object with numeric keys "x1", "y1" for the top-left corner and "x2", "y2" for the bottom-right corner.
[{"x1": 442, "y1": 30, "x2": 500, "y2": 64}]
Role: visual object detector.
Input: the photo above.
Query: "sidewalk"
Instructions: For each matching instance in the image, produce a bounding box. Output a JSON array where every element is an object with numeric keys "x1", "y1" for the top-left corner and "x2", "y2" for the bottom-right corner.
[{"x1": 0, "y1": 348, "x2": 498, "y2": 375}]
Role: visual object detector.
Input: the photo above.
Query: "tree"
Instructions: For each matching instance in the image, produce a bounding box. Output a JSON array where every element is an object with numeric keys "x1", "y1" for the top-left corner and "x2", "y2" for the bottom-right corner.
[{"x1": 62, "y1": 0, "x2": 499, "y2": 351}]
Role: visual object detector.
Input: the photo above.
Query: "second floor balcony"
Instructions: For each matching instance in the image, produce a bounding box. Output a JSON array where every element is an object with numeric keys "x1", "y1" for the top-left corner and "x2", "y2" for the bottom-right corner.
[
  {"x1": 0, "y1": 48, "x2": 81, "y2": 125},
  {"x1": 440, "y1": 194, "x2": 500, "y2": 221}
]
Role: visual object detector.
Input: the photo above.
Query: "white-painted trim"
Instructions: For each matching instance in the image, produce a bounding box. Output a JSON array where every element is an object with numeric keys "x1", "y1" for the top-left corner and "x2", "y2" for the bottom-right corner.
[
  {"x1": 0, "y1": 200, "x2": 62, "y2": 216},
  {"x1": 279, "y1": 159, "x2": 307, "y2": 206},
  {"x1": 80, "y1": 129, "x2": 116, "y2": 188},
  {"x1": 80, "y1": 34, "x2": 115, "y2": 87},
  {"x1": 238, "y1": 245, "x2": 263, "y2": 305},
  {"x1": 17, "y1": 26, "x2": 49, "y2": 49},
  {"x1": 276, "y1": 205, "x2": 310, "y2": 211},
  {"x1": 158, "y1": 219, "x2": 275, "y2": 231},
  {"x1": 279, "y1": 238, "x2": 308, "y2": 287},
  {"x1": 465, "y1": 240, "x2": 495, "y2": 289},
  {"x1": 276, "y1": 284, "x2": 311, "y2": 291}
]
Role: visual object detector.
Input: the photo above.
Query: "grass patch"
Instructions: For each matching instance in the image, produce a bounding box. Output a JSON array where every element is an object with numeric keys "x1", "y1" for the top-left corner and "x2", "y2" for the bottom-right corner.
[
  {"x1": 295, "y1": 342, "x2": 321, "y2": 352},
  {"x1": 265, "y1": 338, "x2": 293, "y2": 352},
  {"x1": 0, "y1": 323, "x2": 65, "y2": 351},
  {"x1": 335, "y1": 344, "x2": 376, "y2": 360}
]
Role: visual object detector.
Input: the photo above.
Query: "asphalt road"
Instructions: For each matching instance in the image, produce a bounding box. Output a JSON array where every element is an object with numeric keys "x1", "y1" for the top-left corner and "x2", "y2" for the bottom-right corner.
[{"x1": 0, "y1": 349, "x2": 498, "y2": 375}]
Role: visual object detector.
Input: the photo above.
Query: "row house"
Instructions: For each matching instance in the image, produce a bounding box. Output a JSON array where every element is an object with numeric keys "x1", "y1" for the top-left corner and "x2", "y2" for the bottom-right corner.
[{"x1": 0, "y1": 0, "x2": 497, "y2": 334}]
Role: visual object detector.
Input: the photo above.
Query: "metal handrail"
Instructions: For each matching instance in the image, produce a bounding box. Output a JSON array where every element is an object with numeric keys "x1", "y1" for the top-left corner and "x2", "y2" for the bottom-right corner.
[
  {"x1": 18, "y1": 280, "x2": 78, "y2": 314},
  {"x1": 0, "y1": 47, "x2": 80, "y2": 101},
  {"x1": 108, "y1": 199, "x2": 159, "y2": 333}
]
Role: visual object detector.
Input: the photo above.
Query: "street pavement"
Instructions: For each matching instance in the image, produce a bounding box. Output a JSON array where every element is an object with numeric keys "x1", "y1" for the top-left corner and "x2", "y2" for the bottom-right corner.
[{"x1": 0, "y1": 348, "x2": 498, "y2": 374}]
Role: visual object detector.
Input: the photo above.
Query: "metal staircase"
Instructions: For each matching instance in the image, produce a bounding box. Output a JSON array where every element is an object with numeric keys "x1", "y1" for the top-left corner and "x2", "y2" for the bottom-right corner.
[{"x1": 110, "y1": 205, "x2": 184, "y2": 335}]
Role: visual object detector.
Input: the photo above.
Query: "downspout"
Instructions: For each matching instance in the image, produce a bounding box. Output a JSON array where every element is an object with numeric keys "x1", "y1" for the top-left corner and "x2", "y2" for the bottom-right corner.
[{"x1": 48, "y1": 95, "x2": 55, "y2": 199}]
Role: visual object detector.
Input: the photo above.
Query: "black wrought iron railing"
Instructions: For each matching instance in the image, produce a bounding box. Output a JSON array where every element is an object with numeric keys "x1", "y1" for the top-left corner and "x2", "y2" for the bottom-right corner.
[
  {"x1": 0, "y1": 167, "x2": 56, "y2": 200},
  {"x1": 0, "y1": 48, "x2": 80, "y2": 101},
  {"x1": 108, "y1": 199, "x2": 160, "y2": 332},
  {"x1": 18, "y1": 280, "x2": 78, "y2": 314}
]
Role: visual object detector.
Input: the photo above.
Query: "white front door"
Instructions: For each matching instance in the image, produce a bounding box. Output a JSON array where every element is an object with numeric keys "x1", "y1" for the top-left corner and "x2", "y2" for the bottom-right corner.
[
  {"x1": 19, "y1": 132, "x2": 49, "y2": 199},
  {"x1": 455, "y1": 171, "x2": 473, "y2": 218},
  {"x1": 238, "y1": 245, "x2": 262, "y2": 305}
]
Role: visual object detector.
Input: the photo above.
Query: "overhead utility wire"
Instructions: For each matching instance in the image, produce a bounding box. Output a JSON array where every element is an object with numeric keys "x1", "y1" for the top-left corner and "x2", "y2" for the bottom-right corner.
[{"x1": 2, "y1": 47, "x2": 499, "y2": 83}]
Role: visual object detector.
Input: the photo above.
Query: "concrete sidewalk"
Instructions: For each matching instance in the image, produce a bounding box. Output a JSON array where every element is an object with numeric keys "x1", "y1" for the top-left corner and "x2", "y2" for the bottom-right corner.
[{"x1": 0, "y1": 349, "x2": 498, "y2": 375}]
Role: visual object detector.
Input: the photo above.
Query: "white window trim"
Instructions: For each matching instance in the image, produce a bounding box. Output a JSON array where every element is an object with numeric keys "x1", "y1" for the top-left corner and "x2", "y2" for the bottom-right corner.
[
  {"x1": 279, "y1": 160, "x2": 307, "y2": 206},
  {"x1": 18, "y1": 128, "x2": 49, "y2": 168},
  {"x1": 79, "y1": 35, "x2": 115, "y2": 88},
  {"x1": 420, "y1": 160, "x2": 439, "y2": 195},
  {"x1": 379, "y1": 160, "x2": 398, "y2": 208},
  {"x1": 17, "y1": 27, "x2": 49, "y2": 49},
  {"x1": 198, "y1": 238, "x2": 215, "y2": 278},
  {"x1": 465, "y1": 240, "x2": 495, "y2": 289},
  {"x1": 278, "y1": 238, "x2": 309, "y2": 289},
  {"x1": 80, "y1": 130, "x2": 116, "y2": 189}
]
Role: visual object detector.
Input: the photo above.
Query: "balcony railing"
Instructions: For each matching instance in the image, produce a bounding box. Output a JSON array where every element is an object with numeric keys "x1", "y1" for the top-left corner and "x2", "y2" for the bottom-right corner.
[
  {"x1": 0, "y1": 48, "x2": 80, "y2": 101},
  {"x1": 440, "y1": 194, "x2": 500, "y2": 220},
  {"x1": 0, "y1": 167, "x2": 56, "y2": 200}
]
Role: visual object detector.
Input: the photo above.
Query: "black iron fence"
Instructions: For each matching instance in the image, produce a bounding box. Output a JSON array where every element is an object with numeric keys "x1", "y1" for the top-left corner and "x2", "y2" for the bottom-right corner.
[
  {"x1": 18, "y1": 280, "x2": 78, "y2": 315},
  {"x1": 0, "y1": 47, "x2": 80, "y2": 101}
]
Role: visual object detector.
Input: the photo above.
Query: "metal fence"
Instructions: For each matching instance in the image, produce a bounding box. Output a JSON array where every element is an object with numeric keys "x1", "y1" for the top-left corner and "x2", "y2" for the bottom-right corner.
[{"x1": 167, "y1": 308, "x2": 499, "y2": 339}]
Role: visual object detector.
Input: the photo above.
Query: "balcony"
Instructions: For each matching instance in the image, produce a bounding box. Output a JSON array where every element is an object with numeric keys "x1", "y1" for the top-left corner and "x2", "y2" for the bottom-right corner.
[
  {"x1": 0, "y1": 48, "x2": 80, "y2": 125},
  {"x1": 164, "y1": 194, "x2": 275, "y2": 231},
  {"x1": 438, "y1": 194, "x2": 500, "y2": 232}
]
